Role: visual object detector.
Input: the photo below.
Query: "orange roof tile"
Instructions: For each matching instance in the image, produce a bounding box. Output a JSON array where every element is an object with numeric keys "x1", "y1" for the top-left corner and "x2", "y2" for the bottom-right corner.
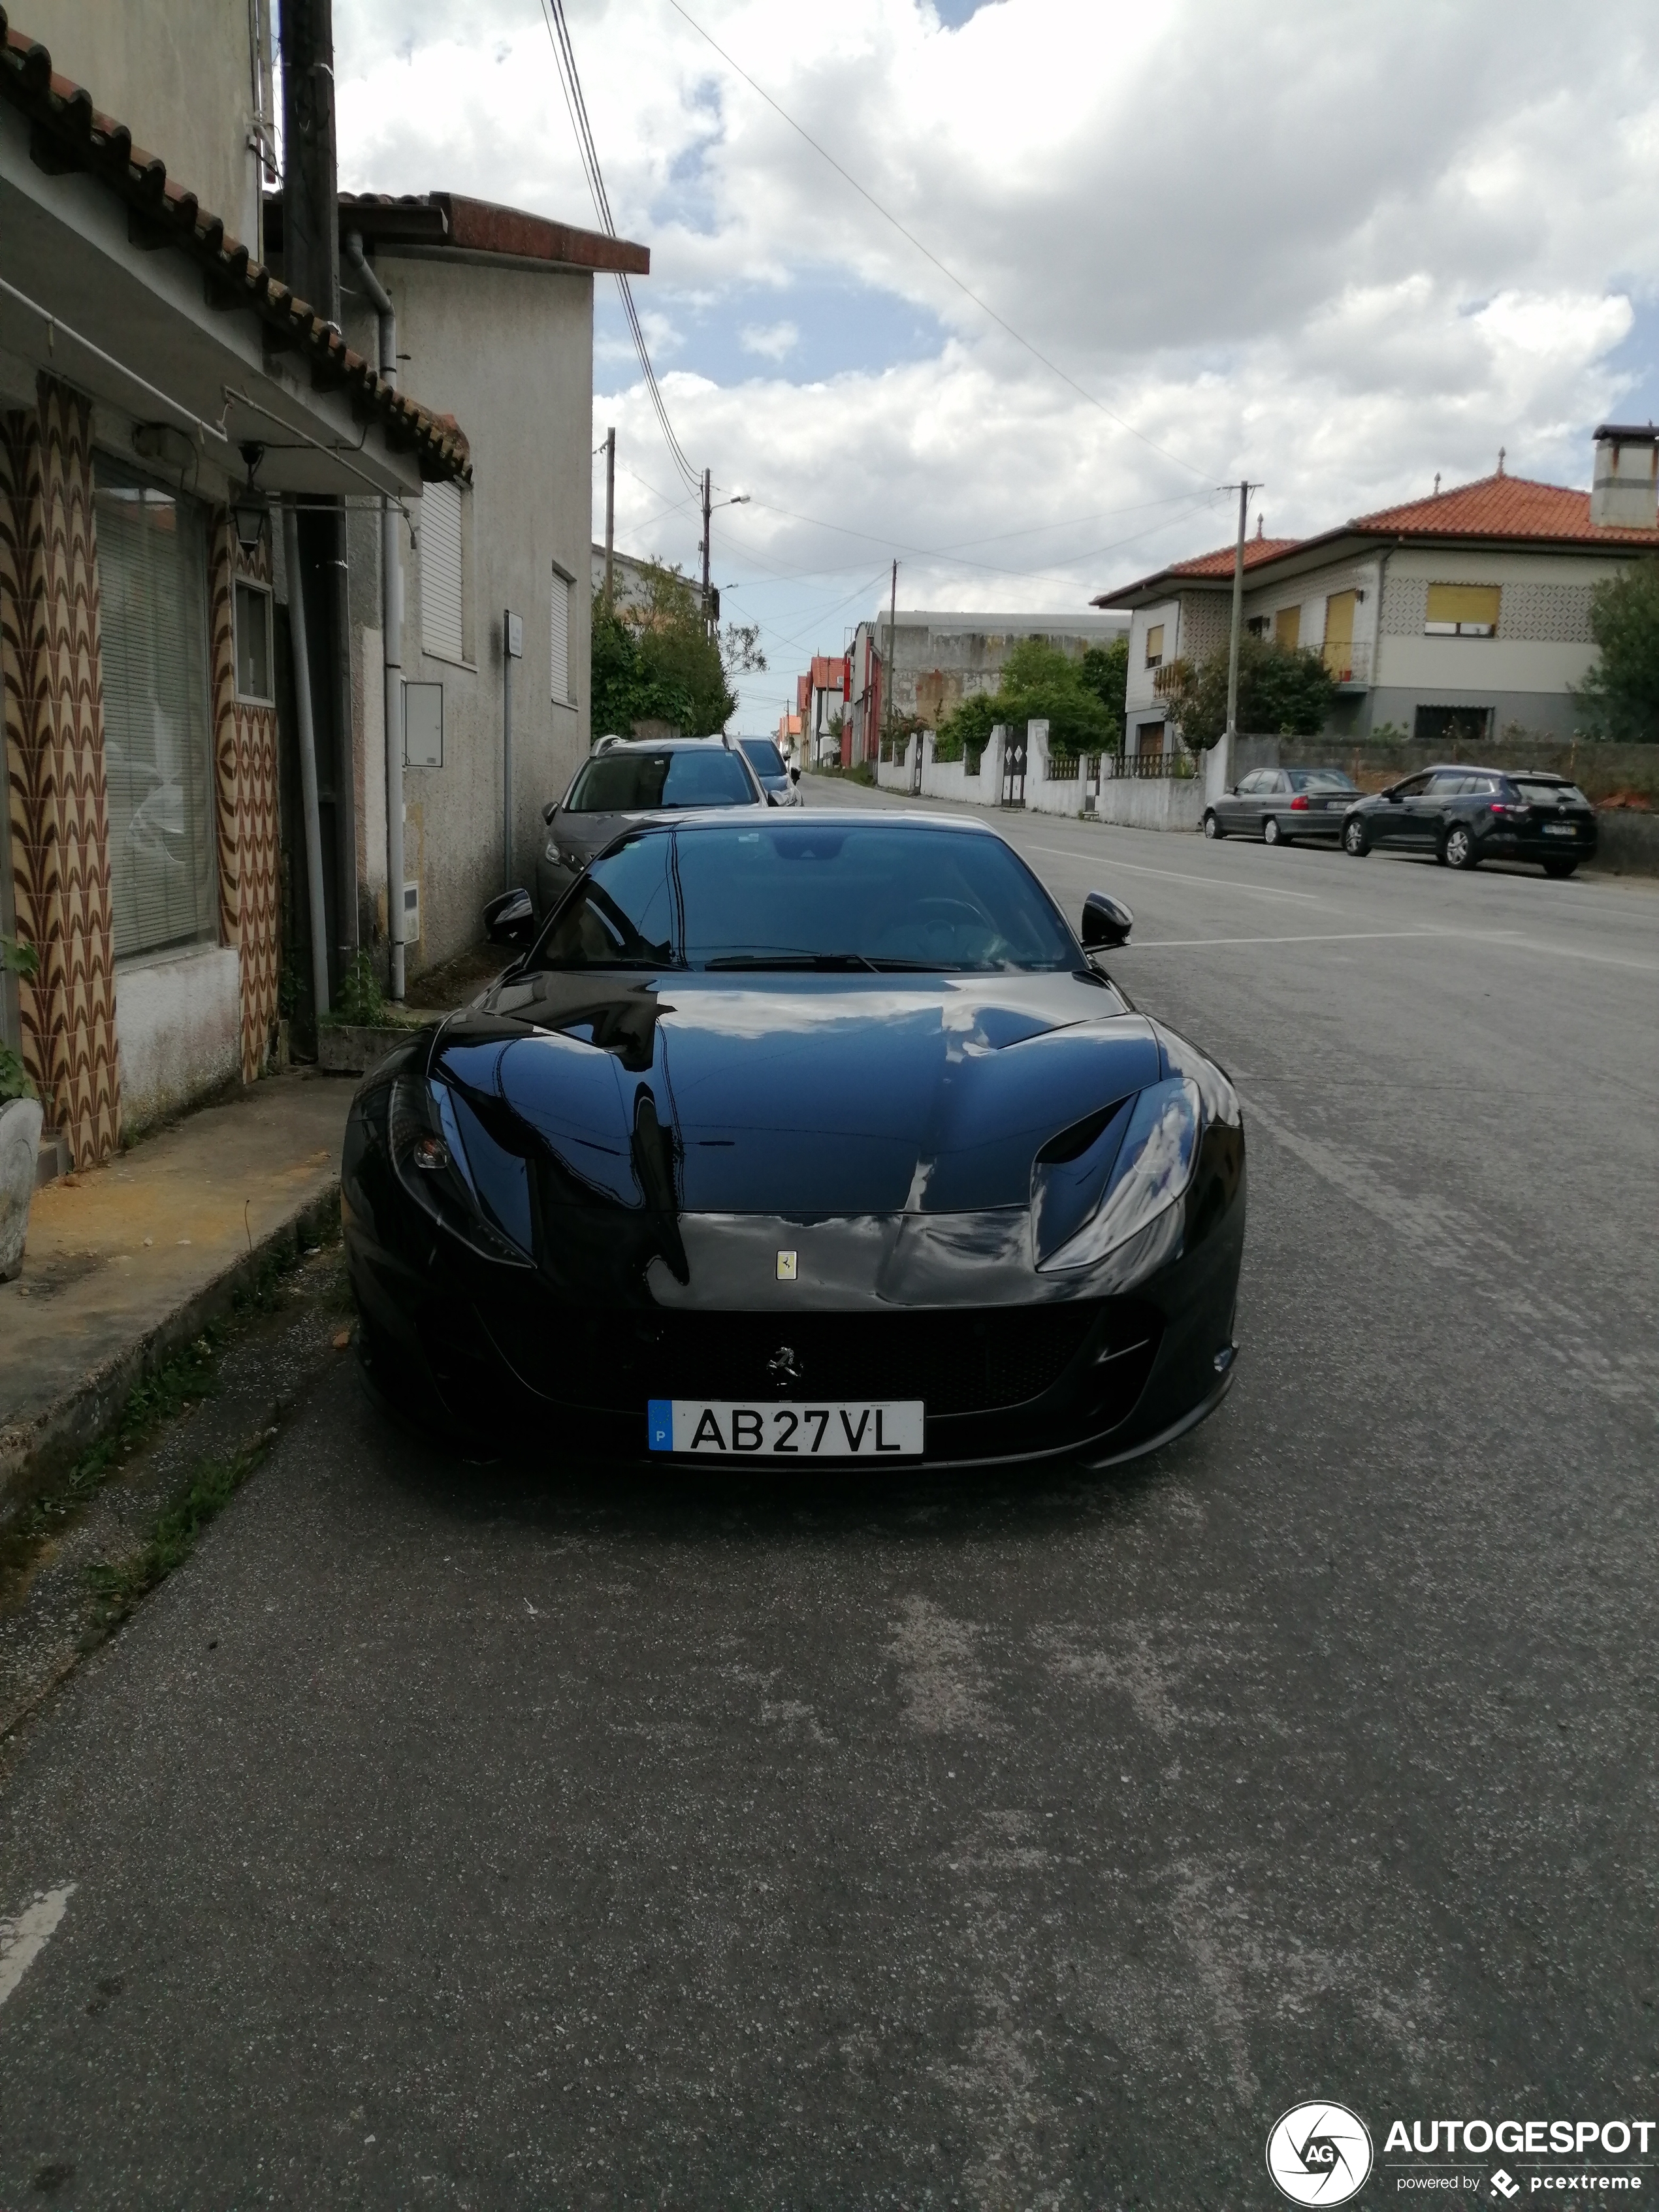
[
  {"x1": 1166, "y1": 535, "x2": 1304, "y2": 579},
  {"x1": 0, "y1": 9, "x2": 471, "y2": 483},
  {"x1": 1349, "y1": 470, "x2": 1658, "y2": 544}
]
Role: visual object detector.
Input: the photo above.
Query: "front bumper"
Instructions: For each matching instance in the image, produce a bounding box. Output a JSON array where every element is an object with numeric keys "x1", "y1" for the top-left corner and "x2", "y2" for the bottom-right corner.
[{"x1": 343, "y1": 1097, "x2": 1245, "y2": 1472}]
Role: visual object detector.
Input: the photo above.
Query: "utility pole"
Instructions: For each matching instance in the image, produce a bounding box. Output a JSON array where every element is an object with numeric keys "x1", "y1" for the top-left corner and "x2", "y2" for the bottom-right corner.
[
  {"x1": 602, "y1": 426, "x2": 616, "y2": 613},
  {"x1": 1223, "y1": 479, "x2": 1254, "y2": 764},
  {"x1": 701, "y1": 467, "x2": 713, "y2": 639},
  {"x1": 884, "y1": 558, "x2": 898, "y2": 745}
]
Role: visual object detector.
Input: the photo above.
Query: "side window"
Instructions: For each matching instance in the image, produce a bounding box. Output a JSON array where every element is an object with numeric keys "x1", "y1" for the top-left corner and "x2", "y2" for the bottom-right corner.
[
  {"x1": 420, "y1": 478, "x2": 472, "y2": 664},
  {"x1": 550, "y1": 563, "x2": 574, "y2": 707},
  {"x1": 1429, "y1": 771, "x2": 1470, "y2": 795},
  {"x1": 1236, "y1": 771, "x2": 1262, "y2": 795},
  {"x1": 1144, "y1": 622, "x2": 1165, "y2": 669},
  {"x1": 1394, "y1": 773, "x2": 1432, "y2": 797},
  {"x1": 536, "y1": 835, "x2": 676, "y2": 969}
]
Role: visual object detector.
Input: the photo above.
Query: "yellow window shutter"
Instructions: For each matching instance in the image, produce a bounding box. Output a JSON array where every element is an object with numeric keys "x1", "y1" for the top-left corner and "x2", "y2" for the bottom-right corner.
[
  {"x1": 1425, "y1": 583, "x2": 1500, "y2": 632},
  {"x1": 1324, "y1": 590, "x2": 1355, "y2": 647},
  {"x1": 1274, "y1": 605, "x2": 1300, "y2": 649},
  {"x1": 1145, "y1": 622, "x2": 1165, "y2": 664}
]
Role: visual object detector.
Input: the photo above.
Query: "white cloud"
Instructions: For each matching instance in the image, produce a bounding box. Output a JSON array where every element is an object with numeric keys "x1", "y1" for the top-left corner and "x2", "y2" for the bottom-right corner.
[
  {"x1": 333, "y1": 0, "x2": 1659, "y2": 725},
  {"x1": 739, "y1": 321, "x2": 801, "y2": 361}
]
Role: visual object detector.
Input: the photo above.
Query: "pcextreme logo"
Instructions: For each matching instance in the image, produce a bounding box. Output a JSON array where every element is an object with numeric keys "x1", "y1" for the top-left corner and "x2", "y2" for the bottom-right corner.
[{"x1": 1267, "y1": 2102, "x2": 1375, "y2": 2205}]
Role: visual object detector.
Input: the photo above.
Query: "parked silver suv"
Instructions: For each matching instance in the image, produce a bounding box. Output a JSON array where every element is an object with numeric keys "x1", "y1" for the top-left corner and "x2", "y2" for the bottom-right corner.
[{"x1": 536, "y1": 736, "x2": 765, "y2": 915}]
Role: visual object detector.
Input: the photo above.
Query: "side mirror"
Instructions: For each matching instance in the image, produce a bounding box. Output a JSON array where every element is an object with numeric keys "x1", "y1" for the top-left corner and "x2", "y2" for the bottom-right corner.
[
  {"x1": 541, "y1": 800, "x2": 558, "y2": 826},
  {"x1": 1080, "y1": 891, "x2": 1133, "y2": 950},
  {"x1": 790, "y1": 766, "x2": 801, "y2": 783},
  {"x1": 483, "y1": 886, "x2": 536, "y2": 950},
  {"x1": 1383, "y1": 785, "x2": 1401, "y2": 802}
]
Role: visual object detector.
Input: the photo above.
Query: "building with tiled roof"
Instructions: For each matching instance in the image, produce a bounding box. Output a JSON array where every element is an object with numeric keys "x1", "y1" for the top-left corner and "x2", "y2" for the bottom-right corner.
[{"x1": 1095, "y1": 436, "x2": 1659, "y2": 752}]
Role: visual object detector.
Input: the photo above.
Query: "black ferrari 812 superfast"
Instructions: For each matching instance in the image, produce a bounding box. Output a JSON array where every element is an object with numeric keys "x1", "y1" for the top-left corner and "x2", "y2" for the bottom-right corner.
[{"x1": 342, "y1": 813, "x2": 1245, "y2": 1471}]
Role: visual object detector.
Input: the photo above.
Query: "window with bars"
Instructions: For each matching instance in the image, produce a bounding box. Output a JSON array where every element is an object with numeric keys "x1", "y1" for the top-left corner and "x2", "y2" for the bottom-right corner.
[
  {"x1": 551, "y1": 563, "x2": 573, "y2": 705},
  {"x1": 93, "y1": 461, "x2": 218, "y2": 962},
  {"x1": 421, "y1": 477, "x2": 466, "y2": 662}
]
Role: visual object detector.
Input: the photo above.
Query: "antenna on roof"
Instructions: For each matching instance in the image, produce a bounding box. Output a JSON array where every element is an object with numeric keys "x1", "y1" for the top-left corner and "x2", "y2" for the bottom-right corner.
[
  {"x1": 1497, "y1": 446, "x2": 1506, "y2": 477},
  {"x1": 1434, "y1": 472, "x2": 1441, "y2": 496},
  {"x1": 1255, "y1": 515, "x2": 1263, "y2": 537}
]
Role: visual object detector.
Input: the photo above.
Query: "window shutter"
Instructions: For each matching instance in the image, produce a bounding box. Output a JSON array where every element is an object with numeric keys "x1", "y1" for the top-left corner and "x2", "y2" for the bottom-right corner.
[
  {"x1": 421, "y1": 479, "x2": 464, "y2": 661},
  {"x1": 94, "y1": 468, "x2": 218, "y2": 961},
  {"x1": 1425, "y1": 583, "x2": 1500, "y2": 634},
  {"x1": 1274, "y1": 605, "x2": 1301, "y2": 649},
  {"x1": 550, "y1": 569, "x2": 570, "y2": 703}
]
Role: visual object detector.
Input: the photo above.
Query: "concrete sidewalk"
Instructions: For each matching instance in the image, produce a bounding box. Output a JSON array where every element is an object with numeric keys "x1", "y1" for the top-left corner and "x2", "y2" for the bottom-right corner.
[{"x1": 0, "y1": 1068, "x2": 355, "y2": 1507}]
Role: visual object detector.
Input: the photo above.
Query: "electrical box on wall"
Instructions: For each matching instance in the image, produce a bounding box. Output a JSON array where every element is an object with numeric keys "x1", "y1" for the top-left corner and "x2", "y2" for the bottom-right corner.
[
  {"x1": 404, "y1": 682, "x2": 443, "y2": 768},
  {"x1": 402, "y1": 882, "x2": 421, "y2": 942}
]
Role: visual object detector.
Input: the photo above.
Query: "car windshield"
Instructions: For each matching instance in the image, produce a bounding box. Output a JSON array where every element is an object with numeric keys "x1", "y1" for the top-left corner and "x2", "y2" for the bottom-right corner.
[
  {"x1": 1287, "y1": 769, "x2": 1357, "y2": 792},
  {"x1": 566, "y1": 747, "x2": 755, "y2": 813},
  {"x1": 530, "y1": 822, "x2": 1080, "y2": 974},
  {"x1": 739, "y1": 738, "x2": 788, "y2": 778}
]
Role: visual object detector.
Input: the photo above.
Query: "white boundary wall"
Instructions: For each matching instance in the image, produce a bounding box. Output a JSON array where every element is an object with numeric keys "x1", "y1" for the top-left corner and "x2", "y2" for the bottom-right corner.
[{"x1": 873, "y1": 720, "x2": 1204, "y2": 830}]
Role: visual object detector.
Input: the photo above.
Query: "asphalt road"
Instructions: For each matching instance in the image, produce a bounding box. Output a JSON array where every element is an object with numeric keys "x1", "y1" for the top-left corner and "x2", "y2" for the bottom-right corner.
[{"x1": 1, "y1": 786, "x2": 1655, "y2": 2207}]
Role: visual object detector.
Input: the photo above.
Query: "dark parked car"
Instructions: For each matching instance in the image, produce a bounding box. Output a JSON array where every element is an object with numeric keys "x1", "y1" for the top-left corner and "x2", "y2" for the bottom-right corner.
[
  {"x1": 737, "y1": 735, "x2": 803, "y2": 807},
  {"x1": 344, "y1": 814, "x2": 1245, "y2": 1473},
  {"x1": 1203, "y1": 767, "x2": 1359, "y2": 845},
  {"x1": 535, "y1": 736, "x2": 764, "y2": 914},
  {"x1": 1340, "y1": 766, "x2": 1598, "y2": 876}
]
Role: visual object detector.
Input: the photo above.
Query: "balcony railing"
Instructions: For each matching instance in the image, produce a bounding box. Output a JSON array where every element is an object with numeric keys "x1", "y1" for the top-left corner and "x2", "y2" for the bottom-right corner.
[{"x1": 1321, "y1": 639, "x2": 1372, "y2": 688}]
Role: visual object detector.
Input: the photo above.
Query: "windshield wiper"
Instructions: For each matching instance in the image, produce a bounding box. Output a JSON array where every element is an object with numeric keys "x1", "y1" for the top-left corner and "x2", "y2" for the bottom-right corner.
[{"x1": 702, "y1": 952, "x2": 878, "y2": 972}]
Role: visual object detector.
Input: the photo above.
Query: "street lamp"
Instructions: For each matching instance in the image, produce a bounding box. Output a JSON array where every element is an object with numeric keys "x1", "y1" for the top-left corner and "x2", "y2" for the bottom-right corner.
[{"x1": 700, "y1": 474, "x2": 751, "y2": 633}]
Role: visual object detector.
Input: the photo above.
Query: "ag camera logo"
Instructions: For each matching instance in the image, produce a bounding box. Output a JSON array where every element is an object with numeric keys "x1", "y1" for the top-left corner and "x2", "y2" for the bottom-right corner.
[{"x1": 1266, "y1": 2101, "x2": 1375, "y2": 2205}]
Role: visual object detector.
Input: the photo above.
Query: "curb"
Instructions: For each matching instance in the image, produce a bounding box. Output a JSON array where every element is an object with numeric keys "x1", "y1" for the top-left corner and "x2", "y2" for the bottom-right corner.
[{"x1": 0, "y1": 1181, "x2": 342, "y2": 1520}]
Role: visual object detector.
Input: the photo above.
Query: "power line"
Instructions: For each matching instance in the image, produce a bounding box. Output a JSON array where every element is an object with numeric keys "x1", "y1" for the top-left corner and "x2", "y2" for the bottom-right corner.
[
  {"x1": 540, "y1": 0, "x2": 701, "y2": 494},
  {"x1": 664, "y1": 0, "x2": 1211, "y2": 486}
]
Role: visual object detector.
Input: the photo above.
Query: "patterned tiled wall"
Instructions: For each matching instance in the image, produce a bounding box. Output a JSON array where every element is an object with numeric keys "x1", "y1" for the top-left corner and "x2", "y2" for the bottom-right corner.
[
  {"x1": 208, "y1": 517, "x2": 282, "y2": 1081},
  {"x1": 0, "y1": 376, "x2": 120, "y2": 1167}
]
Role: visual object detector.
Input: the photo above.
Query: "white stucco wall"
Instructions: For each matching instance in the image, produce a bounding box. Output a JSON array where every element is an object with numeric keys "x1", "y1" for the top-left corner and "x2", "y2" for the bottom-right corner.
[
  {"x1": 344, "y1": 254, "x2": 594, "y2": 973},
  {"x1": 114, "y1": 946, "x2": 240, "y2": 1133},
  {"x1": 17, "y1": 1, "x2": 265, "y2": 249}
]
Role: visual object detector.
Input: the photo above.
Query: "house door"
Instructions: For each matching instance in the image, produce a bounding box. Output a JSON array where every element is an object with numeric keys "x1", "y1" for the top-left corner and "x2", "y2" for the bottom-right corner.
[{"x1": 1002, "y1": 731, "x2": 1027, "y2": 806}]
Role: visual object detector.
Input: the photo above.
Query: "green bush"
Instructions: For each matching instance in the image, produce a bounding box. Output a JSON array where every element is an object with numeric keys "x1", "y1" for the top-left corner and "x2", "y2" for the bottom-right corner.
[
  {"x1": 1, "y1": 933, "x2": 39, "y2": 1103},
  {"x1": 1163, "y1": 635, "x2": 1338, "y2": 748}
]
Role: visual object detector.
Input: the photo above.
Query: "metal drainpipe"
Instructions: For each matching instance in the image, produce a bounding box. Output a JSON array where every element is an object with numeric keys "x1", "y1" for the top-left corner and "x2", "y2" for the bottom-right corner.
[
  {"x1": 344, "y1": 231, "x2": 405, "y2": 1000},
  {"x1": 282, "y1": 500, "x2": 330, "y2": 1021}
]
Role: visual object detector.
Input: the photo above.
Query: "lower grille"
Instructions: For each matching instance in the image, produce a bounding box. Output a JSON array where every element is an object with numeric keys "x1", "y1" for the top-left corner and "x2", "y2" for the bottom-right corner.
[{"x1": 486, "y1": 1298, "x2": 1150, "y2": 1419}]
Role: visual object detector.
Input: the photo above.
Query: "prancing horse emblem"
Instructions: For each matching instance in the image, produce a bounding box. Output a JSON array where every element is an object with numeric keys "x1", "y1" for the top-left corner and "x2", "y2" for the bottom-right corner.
[{"x1": 769, "y1": 1345, "x2": 803, "y2": 1386}]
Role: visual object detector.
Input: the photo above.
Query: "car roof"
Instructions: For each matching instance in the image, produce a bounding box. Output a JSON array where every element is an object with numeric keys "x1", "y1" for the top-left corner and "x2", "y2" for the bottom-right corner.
[
  {"x1": 592, "y1": 734, "x2": 733, "y2": 754},
  {"x1": 1422, "y1": 762, "x2": 1565, "y2": 780},
  {"x1": 635, "y1": 808, "x2": 999, "y2": 835}
]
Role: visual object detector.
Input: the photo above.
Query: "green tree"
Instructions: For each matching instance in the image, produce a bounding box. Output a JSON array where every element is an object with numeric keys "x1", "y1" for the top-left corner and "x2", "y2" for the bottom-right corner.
[
  {"x1": 934, "y1": 635, "x2": 1111, "y2": 760},
  {"x1": 1575, "y1": 559, "x2": 1659, "y2": 740},
  {"x1": 590, "y1": 559, "x2": 763, "y2": 737},
  {"x1": 1079, "y1": 637, "x2": 1129, "y2": 753},
  {"x1": 1164, "y1": 635, "x2": 1338, "y2": 748}
]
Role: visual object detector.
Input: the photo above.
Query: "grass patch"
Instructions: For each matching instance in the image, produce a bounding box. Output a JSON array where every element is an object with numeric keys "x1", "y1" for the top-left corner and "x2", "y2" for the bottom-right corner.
[
  {"x1": 0, "y1": 1214, "x2": 341, "y2": 1603},
  {"x1": 86, "y1": 1441, "x2": 267, "y2": 1633}
]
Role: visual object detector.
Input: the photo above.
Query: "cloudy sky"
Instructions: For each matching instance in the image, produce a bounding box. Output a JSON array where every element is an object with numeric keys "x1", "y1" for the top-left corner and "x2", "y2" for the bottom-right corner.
[{"x1": 334, "y1": 0, "x2": 1659, "y2": 730}]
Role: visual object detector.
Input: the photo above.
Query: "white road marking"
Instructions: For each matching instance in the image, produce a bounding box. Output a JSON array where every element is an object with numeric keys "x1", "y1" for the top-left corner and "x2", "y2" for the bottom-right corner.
[
  {"x1": 1119, "y1": 925, "x2": 1659, "y2": 973},
  {"x1": 0, "y1": 1884, "x2": 74, "y2": 2011},
  {"x1": 1121, "y1": 929, "x2": 1445, "y2": 950},
  {"x1": 1025, "y1": 844, "x2": 1321, "y2": 903}
]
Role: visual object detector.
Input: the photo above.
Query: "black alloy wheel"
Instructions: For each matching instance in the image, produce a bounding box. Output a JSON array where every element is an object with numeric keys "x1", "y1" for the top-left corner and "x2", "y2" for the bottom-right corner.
[
  {"x1": 1443, "y1": 823, "x2": 1477, "y2": 871},
  {"x1": 1203, "y1": 810, "x2": 1223, "y2": 840},
  {"x1": 1263, "y1": 816, "x2": 1284, "y2": 847},
  {"x1": 1342, "y1": 816, "x2": 1370, "y2": 857}
]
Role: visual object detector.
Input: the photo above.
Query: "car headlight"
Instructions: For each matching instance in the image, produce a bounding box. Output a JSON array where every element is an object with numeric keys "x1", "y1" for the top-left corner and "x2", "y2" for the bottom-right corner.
[
  {"x1": 389, "y1": 1073, "x2": 532, "y2": 1267},
  {"x1": 1038, "y1": 1076, "x2": 1200, "y2": 1274}
]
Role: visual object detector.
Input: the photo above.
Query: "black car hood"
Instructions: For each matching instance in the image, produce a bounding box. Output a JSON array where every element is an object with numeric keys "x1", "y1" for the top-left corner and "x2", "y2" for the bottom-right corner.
[{"x1": 431, "y1": 967, "x2": 1161, "y2": 1219}]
